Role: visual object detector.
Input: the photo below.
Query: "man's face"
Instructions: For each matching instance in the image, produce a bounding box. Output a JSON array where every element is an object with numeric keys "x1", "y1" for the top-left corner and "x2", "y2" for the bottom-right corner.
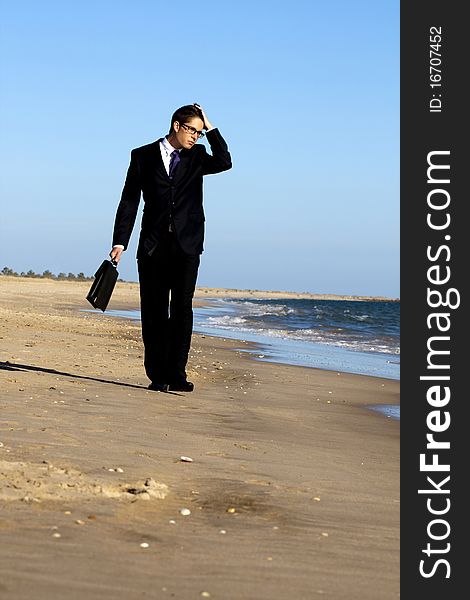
[{"x1": 172, "y1": 117, "x2": 205, "y2": 149}]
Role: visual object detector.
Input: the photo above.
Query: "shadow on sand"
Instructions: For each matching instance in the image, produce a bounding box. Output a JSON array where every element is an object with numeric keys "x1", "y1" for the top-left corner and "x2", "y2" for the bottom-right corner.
[{"x1": 0, "y1": 361, "x2": 182, "y2": 396}]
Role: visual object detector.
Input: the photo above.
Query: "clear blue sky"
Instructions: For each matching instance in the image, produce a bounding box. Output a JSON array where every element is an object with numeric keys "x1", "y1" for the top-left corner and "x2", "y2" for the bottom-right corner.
[{"x1": 0, "y1": 0, "x2": 399, "y2": 297}]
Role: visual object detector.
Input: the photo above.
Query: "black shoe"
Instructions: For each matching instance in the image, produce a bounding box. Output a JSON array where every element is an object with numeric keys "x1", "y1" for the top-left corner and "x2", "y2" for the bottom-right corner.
[
  {"x1": 167, "y1": 380, "x2": 194, "y2": 392},
  {"x1": 148, "y1": 382, "x2": 169, "y2": 392}
]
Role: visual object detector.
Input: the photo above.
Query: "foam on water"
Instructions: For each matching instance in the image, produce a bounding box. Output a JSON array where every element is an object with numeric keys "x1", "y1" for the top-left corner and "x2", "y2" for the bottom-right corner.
[{"x1": 101, "y1": 299, "x2": 400, "y2": 381}]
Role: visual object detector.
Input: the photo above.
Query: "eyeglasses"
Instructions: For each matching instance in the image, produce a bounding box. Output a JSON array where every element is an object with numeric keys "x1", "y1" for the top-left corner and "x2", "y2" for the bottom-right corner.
[{"x1": 180, "y1": 123, "x2": 205, "y2": 138}]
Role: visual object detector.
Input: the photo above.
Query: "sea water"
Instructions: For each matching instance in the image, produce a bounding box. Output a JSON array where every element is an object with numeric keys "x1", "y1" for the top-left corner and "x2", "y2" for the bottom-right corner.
[
  {"x1": 193, "y1": 297, "x2": 399, "y2": 376},
  {"x1": 105, "y1": 297, "x2": 400, "y2": 419}
]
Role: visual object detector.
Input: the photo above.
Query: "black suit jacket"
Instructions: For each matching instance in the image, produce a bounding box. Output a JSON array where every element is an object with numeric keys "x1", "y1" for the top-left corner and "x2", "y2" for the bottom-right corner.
[{"x1": 112, "y1": 128, "x2": 232, "y2": 257}]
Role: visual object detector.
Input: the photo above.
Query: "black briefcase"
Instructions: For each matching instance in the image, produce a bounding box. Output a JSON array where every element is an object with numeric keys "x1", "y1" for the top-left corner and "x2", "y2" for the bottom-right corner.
[{"x1": 86, "y1": 259, "x2": 119, "y2": 312}]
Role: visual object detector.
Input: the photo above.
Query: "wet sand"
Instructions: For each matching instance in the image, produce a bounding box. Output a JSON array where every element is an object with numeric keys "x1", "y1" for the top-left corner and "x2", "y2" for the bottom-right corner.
[{"x1": 0, "y1": 277, "x2": 399, "y2": 599}]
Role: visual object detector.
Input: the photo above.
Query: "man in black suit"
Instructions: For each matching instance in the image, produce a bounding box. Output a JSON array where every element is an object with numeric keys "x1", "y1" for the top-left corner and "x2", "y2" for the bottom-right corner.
[{"x1": 110, "y1": 104, "x2": 232, "y2": 392}]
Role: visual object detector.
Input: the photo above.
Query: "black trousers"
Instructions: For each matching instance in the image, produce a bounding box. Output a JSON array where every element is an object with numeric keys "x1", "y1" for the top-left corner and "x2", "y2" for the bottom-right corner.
[{"x1": 137, "y1": 231, "x2": 200, "y2": 384}]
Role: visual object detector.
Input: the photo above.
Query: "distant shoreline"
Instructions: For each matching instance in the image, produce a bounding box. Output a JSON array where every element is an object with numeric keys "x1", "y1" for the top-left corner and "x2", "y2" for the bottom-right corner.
[
  {"x1": 0, "y1": 275, "x2": 399, "y2": 302},
  {"x1": 194, "y1": 287, "x2": 399, "y2": 302},
  {"x1": 0, "y1": 273, "x2": 400, "y2": 302}
]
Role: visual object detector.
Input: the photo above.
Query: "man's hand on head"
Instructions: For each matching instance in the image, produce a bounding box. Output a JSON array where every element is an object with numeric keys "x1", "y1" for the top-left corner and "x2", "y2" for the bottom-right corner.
[{"x1": 194, "y1": 103, "x2": 214, "y2": 131}]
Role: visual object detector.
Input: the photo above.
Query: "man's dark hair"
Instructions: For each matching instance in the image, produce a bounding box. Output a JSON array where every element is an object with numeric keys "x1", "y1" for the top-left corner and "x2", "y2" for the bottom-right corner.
[{"x1": 168, "y1": 104, "x2": 204, "y2": 134}]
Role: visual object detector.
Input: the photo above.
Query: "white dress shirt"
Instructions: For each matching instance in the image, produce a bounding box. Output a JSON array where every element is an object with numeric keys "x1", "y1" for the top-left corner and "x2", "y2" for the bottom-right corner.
[{"x1": 159, "y1": 136, "x2": 180, "y2": 176}]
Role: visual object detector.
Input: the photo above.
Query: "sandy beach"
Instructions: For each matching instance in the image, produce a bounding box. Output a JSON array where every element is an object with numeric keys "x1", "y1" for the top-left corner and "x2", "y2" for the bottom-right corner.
[{"x1": 0, "y1": 277, "x2": 399, "y2": 599}]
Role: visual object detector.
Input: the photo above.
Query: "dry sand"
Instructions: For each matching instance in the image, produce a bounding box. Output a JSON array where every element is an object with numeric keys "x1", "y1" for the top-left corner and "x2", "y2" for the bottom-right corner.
[{"x1": 0, "y1": 277, "x2": 399, "y2": 599}]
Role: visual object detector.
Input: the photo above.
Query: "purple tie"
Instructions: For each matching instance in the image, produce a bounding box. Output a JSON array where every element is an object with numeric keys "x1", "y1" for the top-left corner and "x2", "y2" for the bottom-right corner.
[{"x1": 169, "y1": 150, "x2": 180, "y2": 178}]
